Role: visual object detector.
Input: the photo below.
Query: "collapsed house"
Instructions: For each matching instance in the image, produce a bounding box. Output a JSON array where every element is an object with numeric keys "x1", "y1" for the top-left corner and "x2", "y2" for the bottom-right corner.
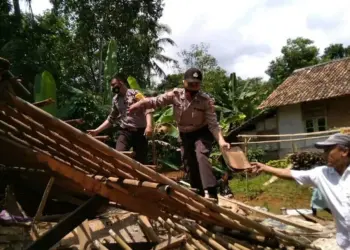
[{"x1": 0, "y1": 61, "x2": 334, "y2": 249}]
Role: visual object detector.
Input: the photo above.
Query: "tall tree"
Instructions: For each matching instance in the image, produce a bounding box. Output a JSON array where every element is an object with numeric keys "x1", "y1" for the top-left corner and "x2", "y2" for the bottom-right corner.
[
  {"x1": 322, "y1": 43, "x2": 350, "y2": 60},
  {"x1": 52, "y1": 0, "x2": 165, "y2": 88},
  {"x1": 266, "y1": 37, "x2": 320, "y2": 85},
  {"x1": 149, "y1": 23, "x2": 177, "y2": 79},
  {"x1": 178, "y1": 43, "x2": 218, "y2": 73}
]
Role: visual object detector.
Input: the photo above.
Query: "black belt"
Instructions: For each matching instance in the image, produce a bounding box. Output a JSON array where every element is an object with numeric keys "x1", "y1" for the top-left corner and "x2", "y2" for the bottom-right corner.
[
  {"x1": 121, "y1": 127, "x2": 145, "y2": 132},
  {"x1": 180, "y1": 125, "x2": 210, "y2": 139}
]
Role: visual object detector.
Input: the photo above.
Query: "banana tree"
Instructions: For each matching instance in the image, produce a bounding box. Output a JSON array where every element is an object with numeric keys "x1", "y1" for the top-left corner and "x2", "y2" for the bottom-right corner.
[
  {"x1": 34, "y1": 70, "x2": 57, "y2": 116},
  {"x1": 103, "y1": 39, "x2": 118, "y2": 104}
]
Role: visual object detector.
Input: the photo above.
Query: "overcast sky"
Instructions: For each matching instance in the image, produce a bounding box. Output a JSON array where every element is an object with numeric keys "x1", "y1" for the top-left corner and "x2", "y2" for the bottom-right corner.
[{"x1": 22, "y1": 0, "x2": 350, "y2": 80}]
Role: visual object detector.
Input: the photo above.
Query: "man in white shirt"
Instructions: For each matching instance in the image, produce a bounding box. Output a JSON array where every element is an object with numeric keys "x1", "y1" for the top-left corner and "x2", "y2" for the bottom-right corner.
[{"x1": 251, "y1": 133, "x2": 350, "y2": 250}]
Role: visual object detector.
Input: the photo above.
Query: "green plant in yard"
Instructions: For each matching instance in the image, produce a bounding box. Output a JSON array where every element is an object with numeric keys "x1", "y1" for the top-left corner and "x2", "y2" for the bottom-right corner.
[
  {"x1": 247, "y1": 147, "x2": 265, "y2": 162},
  {"x1": 266, "y1": 158, "x2": 290, "y2": 168},
  {"x1": 229, "y1": 173, "x2": 271, "y2": 199},
  {"x1": 289, "y1": 151, "x2": 325, "y2": 170}
]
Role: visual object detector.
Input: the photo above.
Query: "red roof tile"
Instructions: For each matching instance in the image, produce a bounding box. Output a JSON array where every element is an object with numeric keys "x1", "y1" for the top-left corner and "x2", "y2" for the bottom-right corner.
[{"x1": 259, "y1": 57, "x2": 350, "y2": 109}]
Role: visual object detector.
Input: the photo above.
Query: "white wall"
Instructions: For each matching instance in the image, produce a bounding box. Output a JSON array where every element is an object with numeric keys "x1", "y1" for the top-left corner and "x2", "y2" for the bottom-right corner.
[{"x1": 278, "y1": 104, "x2": 324, "y2": 157}]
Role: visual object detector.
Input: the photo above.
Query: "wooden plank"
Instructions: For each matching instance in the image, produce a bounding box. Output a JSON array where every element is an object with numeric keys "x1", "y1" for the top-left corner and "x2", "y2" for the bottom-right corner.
[{"x1": 218, "y1": 195, "x2": 321, "y2": 232}]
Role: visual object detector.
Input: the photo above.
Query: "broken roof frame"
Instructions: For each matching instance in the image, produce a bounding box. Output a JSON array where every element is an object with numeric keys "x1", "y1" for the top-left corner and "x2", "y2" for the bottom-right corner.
[{"x1": 0, "y1": 78, "x2": 319, "y2": 249}]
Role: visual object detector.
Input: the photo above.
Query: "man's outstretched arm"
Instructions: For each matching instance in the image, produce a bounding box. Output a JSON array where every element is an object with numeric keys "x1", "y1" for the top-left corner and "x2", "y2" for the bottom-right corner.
[{"x1": 251, "y1": 162, "x2": 294, "y2": 180}]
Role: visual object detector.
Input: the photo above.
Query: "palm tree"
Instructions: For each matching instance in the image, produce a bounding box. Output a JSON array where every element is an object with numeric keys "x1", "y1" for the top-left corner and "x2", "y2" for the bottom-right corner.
[{"x1": 149, "y1": 23, "x2": 178, "y2": 78}]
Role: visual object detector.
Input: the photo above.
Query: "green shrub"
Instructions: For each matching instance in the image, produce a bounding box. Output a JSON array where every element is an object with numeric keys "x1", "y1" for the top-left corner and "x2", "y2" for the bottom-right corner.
[
  {"x1": 266, "y1": 158, "x2": 289, "y2": 169},
  {"x1": 247, "y1": 147, "x2": 265, "y2": 162},
  {"x1": 288, "y1": 151, "x2": 325, "y2": 170}
]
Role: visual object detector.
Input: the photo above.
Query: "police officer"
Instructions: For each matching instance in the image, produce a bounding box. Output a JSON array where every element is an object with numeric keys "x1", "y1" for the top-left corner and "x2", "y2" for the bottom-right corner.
[
  {"x1": 128, "y1": 68, "x2": 230, "y2": 199},
  {"x1": 88, "y1": 74, "x2": 154, "y2": 164}
]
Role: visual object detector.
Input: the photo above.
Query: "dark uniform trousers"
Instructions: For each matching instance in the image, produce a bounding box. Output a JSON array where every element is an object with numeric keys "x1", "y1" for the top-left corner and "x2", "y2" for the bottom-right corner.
[
  {"x1": 179, "y1": 126, "x2": 217, "y2": 196},
  {"x1": 115, "y1": 127, "x2": 148, "y2": 164}
]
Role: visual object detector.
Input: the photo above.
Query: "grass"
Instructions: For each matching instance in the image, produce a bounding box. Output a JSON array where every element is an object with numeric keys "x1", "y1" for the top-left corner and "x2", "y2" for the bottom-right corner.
[{"x1": 230, "y1": 173, "x2": 313, "y2": 214}]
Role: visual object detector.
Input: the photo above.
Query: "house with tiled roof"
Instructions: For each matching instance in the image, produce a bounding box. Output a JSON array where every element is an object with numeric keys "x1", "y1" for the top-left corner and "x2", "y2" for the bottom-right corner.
[
  {"x1": 227, "y1": 57, "x2": 350, "y2": 158},
  {"x1": 259, "y1": 57, "x2": 350, "y2": 156}
]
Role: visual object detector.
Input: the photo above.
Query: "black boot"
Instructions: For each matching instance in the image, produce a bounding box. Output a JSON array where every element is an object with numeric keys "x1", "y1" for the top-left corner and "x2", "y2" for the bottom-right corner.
[{"x1": 206, "y1": 186, "x2": 218, "y2": 201}]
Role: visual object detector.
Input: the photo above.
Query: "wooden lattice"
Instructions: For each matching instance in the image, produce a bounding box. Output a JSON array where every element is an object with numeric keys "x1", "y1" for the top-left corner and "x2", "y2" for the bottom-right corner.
[{"x1": 0, "y1": 80, "x2": 320, "y2": 249}]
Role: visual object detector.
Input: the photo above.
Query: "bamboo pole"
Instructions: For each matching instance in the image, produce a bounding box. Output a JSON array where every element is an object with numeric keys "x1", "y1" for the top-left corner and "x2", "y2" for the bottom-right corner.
[
  {"x1": 182, "y1": 222, "x2": 227, "y2": 250},
  {"x1": 0, "y1": 117, "x2": 108, "y2": 176},
  {"x1": 93, "y1": 240, "x2": 109, "y2": 250},
  {"x1": 194, "y1": 223, "x2": 250, "y2": 250},
  {"x1": 230, "y1": 134, "x2": 330, "y2": 145},
  {"x1": 138, "y1": 215, "x2": 161, "y2": 243},
  {"x1": 31, "y1": 177, "x2": 55, "y2": 239},
  {"x1": 171, "y1": 190, "x2": 251, "y2": 232},
  {"x1": 0, "y1": 134, "x2": 165, "y2": 219},
  {"x1": 0, "y1": 121, "x2": 97, "y2": 176},
  {"x1": 64, "y1": 118, "x2": 84, "y2": 125},
  {"x1": 91, "y1": 176, "x2": 166, "y2": 190},
  {"x1": 109, "y1": 229, "x2": 132, "y2": 250},
  {"x1": 164, "y1": 218, "x2": 207, "y2": 250},
  {"x1": 152, "y1": 234, "x2": 187, "y2": 250},
  {"x1": 238, "y1": 127, "x2": 348, "y2": 138},
  {"x1": 32, "y1": 98, "x2": 55, "y2": 108},
  {"x1": 94, "y1": 135, "x2": 109, "y2": 141},
  {"x1": 2, "y1": 106, "x2": 134, "y2": 179},
  {"x1": 157, "y1": 217, "x2": 177, "y2": 236},
  {"x1": 32, "y1": 177, "x2": 55, "y2": 224},
  {"x1": 218, "y1": 195, "x2": 321, "y2": 232},
  {"x1": 3, "y1": 105, "x2": 145, "y2": 180}
]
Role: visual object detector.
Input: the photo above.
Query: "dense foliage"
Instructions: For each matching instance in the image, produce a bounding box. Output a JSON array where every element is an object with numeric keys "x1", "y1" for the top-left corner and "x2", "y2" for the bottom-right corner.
[{"x1": 289, "y1": 151, "x2": 326, "y2": 170}]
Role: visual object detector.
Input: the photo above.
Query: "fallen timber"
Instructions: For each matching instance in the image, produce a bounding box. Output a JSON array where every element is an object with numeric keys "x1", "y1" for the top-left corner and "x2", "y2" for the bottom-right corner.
[{"x1": 0, "y1": 78, "x2": 324, "y2": 249}]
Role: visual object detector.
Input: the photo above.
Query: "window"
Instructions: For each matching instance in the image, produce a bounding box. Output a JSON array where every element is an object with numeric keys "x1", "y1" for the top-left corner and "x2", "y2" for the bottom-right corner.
[{"x1": 304, "y1": 117, "x2": 327, "y2": 133}]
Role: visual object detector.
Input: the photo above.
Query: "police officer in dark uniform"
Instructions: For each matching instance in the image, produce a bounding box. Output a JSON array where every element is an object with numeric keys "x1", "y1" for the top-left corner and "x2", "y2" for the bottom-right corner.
[
  {"x1": 128, "y1": 68, "x2": 230, "y2": 199},
  {"x1": 88, "y1": 74, "x2": 153, "y2": 164}
]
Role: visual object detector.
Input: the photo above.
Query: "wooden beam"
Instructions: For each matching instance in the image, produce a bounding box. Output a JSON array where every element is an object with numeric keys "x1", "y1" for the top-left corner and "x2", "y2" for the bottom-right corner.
[{"x1": 25, "y1": 195, "x2": 108, "y2": 250}]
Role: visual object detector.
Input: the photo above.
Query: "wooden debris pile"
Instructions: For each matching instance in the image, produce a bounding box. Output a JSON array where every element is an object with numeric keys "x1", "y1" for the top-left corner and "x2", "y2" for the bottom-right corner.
[{"x1": 0, "y1": 72, "x2": 327, "y2": 249}]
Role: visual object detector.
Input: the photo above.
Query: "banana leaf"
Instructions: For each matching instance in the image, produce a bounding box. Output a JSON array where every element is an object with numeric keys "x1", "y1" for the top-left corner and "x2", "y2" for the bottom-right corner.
[
  {"x1": 34, "y1": 71, "x2": 57, "y2": 116},
  {"x1": 167, "y1": 124, "x2": 179, "y2": 138},
  {"x1": 127, "y1": 76, "x2": 142, "y2": 92},
  {"x1": 156, "y1": 107, "x2": 174, "y2": 124},
  {"x1": 158, "y1": 159, "x2": 180, "y2": 171}
]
